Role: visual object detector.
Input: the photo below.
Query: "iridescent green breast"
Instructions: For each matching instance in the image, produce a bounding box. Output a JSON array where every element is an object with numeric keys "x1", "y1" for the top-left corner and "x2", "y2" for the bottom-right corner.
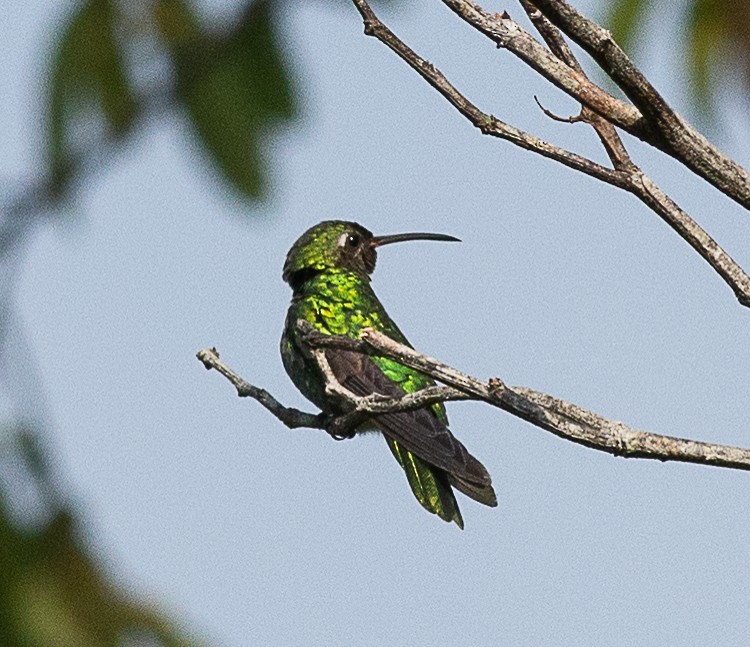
[
  {"x1": 295, "y1": 270, "x2": 386, "y2": 337},
  {"x1": 281, "y1": 269, "x2": 446, "y2": 422}
]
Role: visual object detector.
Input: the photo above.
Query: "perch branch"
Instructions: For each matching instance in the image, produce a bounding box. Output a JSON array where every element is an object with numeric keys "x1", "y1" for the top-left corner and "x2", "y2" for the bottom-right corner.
[
  {"x1": 196, "y1": 346, "x2": 469, "y2": 440},
  {"x1": 197, "y1": 347, "x2": 322, "y2": 429},
  {"x1": 300, "y1": 323, "x2": 750, "y2": 471},
  {"x1": 197, "y1": 323, "x2": 750, "y2": 473}
]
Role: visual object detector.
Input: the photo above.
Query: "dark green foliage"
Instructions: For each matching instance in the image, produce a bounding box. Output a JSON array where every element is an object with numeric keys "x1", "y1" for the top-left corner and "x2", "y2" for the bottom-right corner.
[
  {"x1": 49, "y1": 0, "x2": 137, "y2": 195},
  {"x1": 156, "y1": 0, "x2": 297, "y2": 199},
  {"x1": 47, "y1": 0, "x2": 298, "y2": 204},
  {"x1": 604, "y1": 0, "x2": 648, "y2": 57},
  {"x1": 684, "y1": 0, "x2": 726, "y2": 120},
  {"x1": 0, "y1": 427, "x2": 203, "y2": 647}
]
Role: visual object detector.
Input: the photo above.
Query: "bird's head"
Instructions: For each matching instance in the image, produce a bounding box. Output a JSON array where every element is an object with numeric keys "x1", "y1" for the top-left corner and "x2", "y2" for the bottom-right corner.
[{"x1": 282, "y1": 220, "x2": 459, "y2": 289}]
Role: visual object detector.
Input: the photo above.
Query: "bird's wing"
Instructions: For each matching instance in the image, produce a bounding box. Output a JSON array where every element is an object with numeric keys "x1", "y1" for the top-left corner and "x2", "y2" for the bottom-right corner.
[{"x1": 325, "y1": 348, "x2": 492, "y2": 488}]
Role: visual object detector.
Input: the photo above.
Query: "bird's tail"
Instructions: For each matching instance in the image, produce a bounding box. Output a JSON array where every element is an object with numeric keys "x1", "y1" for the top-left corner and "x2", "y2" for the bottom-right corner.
[
  {"x1": 385, "y1": 438, "x2": 464, "y2": 529},
  {"x1": 448, "y1": 474, "x2": 498, "y2": 508}
]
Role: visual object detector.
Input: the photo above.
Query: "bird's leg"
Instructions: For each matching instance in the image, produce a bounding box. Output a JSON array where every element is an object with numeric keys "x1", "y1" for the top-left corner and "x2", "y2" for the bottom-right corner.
[{"x1": 318, "y1": 411, "x2": 361, "y2": 440}]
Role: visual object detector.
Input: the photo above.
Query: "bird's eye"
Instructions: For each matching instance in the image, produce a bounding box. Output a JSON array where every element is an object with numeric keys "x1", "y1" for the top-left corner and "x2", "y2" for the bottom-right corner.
[{"x1": 346, "y1": 233, "x2": 361, "y2": 248}]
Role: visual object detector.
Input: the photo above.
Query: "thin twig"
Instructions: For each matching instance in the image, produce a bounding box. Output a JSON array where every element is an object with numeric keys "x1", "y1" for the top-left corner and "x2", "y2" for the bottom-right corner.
[
  {"x1": 533, "y1": 95, "x2": 583, "y2": 124},
  {"x1": 350, "y1": 0, "x2": 750, "y2": 307},
  {"x1": 528, "y1": 0, "x2": 750, "y2": 208},
  {"x1": 196, "y1": 345, "x2": 469, "y2": 440},
  {"x1": 442, "y1": 0, "x2": 750, "y2": 210},
  {"x1": 516, "y1": 1, "x2": 750, "y2": 306},
  {"x1": 520, "y1": 0, "x2": 634, "y2": 170},
  {"x1": 197, "y1": 347, "x2": 323, "y2": 429}
]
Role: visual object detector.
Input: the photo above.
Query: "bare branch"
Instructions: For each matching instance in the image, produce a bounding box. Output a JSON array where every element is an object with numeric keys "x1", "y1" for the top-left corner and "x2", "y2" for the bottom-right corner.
[
  {"x1": 306, "y1": 325, "x2": 750, "y2": 471},
  {"x1": 527, "y1": 0, "x2": 745, "y2": 188},
  {"x1": 197, "y1": 347, "x2": 323, "y2": 429},
  {"x1": 196, "y1": 346, "x2": 469, "y2": 440},
  {"x1": 198, "y1": 325, "x2": 750, "y2": 473},
  {"x1": 349, "y1": 0, "x2": 750, "y2": 307},
  {"x1": 441, "y1": 0, "x2": 750, "y2": 209},
  {"x1": 350, "y1": 1, "x2": 631, "y2": 185},
  {"x1": 520, "y1": 0, "x2": 635, "y2": 170},
  {"x1": 628, "y1": 175, "x2": 750, "y2": 307},
  {"x1": 437, "y1": 0, "x2": 650, "y2": 135},
  {"x1": 516, "y1": 1, "x2": 750, "y2": 306},
  {"x1": 519, "y1": 0, "x2": 580, "y2": 71}
]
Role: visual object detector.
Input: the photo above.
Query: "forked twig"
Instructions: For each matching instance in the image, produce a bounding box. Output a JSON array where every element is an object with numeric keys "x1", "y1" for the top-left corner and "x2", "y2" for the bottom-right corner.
[{"x1": 350, "y1": 0, "x2": 750, "y2": 307}]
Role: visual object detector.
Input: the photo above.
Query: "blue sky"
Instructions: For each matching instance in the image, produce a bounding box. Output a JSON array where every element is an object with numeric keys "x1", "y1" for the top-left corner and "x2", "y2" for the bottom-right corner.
[{"x1": 5, "y1": 1, "x2": 750, "y2": 645}]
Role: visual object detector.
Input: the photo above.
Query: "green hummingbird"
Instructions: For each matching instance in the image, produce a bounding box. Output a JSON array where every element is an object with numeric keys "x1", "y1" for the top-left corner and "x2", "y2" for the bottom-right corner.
[{"x1": 281, "y1": 220, "x2": 496, "y2": 528}]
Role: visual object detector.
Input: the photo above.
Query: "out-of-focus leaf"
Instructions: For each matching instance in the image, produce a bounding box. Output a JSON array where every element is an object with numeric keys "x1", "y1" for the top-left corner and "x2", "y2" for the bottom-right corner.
[
  {"x1": 0, "y1": 486, "x2": 29, "y2": 647},
  {"x1": 685, "y1": 0, "x2": 726, "y2": 119},
  {"x1": 1, "y1": 501, "x2": 206, "y2": 646},
  {"x1": 227, "y1": 0, "x2": 298, "y2": 122},
  {"x1": 602, "y1": 0, "x2": 750, "y2": 126},
  {"x1": 16, "y1": 428, "x2": 51, "y2": 488},
  {"x1": 156, "y1": 0, "x2": 298, "y2": 200},
  {"x1": 0, "y1": 418, "x2": 205, "y2": 647},
  {"x1": 153, "y1": 0, "x2": 203, "y2": 49},
  {"x1": 182, "y1": 64, "x2": 267, "y2": 197},
  {"x1": 48, "y1": 0, "x2": 138, "y2": 195},
  {"x1": 604, "y1": 0, "x2": 650, "y2": 57}
]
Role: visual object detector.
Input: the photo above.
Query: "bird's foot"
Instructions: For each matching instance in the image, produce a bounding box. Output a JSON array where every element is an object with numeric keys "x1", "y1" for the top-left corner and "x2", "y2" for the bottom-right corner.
[{"x1": 318, "y1": 412, "x2": 358, "y2": 441}]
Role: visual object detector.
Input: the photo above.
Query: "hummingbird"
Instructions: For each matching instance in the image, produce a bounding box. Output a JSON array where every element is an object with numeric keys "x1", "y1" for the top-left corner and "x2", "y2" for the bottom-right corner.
[{"x1": 281, "y1": 220, "x2": 496, "y2": 528}]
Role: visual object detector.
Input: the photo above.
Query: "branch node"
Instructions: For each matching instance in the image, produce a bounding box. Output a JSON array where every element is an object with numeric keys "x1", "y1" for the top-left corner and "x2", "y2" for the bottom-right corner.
[
  {"x1": 363, "y1": 18, "x2": 377, "y2": 37},
  {"x1": 488, "y1": 377, "x2": 506, "y2": 399},
  {"x1": 477, "y1": 115, "x2": 495, "y2": 134}
]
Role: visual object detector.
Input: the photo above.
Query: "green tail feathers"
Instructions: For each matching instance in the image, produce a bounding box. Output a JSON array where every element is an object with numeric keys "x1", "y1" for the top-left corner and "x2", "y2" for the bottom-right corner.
[{"x1": 386, "y1": 438, "x2": 464, "y2": 529}]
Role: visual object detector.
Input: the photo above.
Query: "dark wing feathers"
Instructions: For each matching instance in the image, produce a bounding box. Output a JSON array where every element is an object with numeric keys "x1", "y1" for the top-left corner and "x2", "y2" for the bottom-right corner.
[{"x1": 325, "y1": 348, "x2": 494, "y2": 493}]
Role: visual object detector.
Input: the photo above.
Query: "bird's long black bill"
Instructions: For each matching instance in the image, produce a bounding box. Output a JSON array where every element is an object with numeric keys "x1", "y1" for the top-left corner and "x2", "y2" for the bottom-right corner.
[{"x1": 371, "y1": 231, "x2": 461, "y2": 247}]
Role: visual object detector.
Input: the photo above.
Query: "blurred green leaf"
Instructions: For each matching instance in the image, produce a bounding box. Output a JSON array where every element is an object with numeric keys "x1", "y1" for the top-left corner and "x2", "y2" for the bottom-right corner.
[
  {"x1": 48, "y1": 0, "x2": 138, "y2": 195},
  {"x1": 602, "y1": 0, "x2": 747, "y2": 126},
  {"x1": 0, "y1": 421, "x2": 205, "y2": 647},
  {"x1": 182, "y1": 62, "x2": 268, "y2": 198},
  {"x1": 228, "y1": 0, "x2": 298, "y2": 122},
  {"x1": 684, "y1": 0, "x2": 726, "y2": 119},
  {"x1": 604, "y1": 0, "x2": 649, "y2": 57},
  {"x1": 157, "y1": 0, "x2": 298, "y2": 200},
  {"x1": 1, "y1": 502, "x2": 205, "y2": 647},
  {"x1": 0, "y1": 485, "x2": 29, "y2": 647},
  {"x1": 16, "y1": 428, "x2": 52, "y2": 487},
  {"x1": 153, "y1": 0, "x2": 203, "y2": 48}
]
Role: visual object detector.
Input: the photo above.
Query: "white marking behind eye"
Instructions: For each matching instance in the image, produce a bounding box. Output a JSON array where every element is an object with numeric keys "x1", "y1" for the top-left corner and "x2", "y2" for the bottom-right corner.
[{"x1": 337, "y1": 233, "x2": 349, "y2": 248}]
